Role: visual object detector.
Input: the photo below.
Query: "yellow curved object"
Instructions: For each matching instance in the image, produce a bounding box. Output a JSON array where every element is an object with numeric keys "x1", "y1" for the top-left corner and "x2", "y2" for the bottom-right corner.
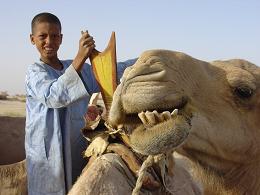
[{"x1": 89, "y1": 32, "x2": 117, "y2": 111}]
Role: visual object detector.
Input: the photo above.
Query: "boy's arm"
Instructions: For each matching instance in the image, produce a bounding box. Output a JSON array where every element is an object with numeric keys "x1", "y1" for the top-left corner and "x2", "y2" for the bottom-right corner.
[{"x1": 26, "y1": 64, "x2": 89, "y2": 108}]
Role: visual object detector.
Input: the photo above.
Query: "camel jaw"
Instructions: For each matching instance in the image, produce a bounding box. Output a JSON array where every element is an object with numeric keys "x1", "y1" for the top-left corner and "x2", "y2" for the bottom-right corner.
[{"x1": 178, "y1": 145, "x2": 241, "y2": 176}]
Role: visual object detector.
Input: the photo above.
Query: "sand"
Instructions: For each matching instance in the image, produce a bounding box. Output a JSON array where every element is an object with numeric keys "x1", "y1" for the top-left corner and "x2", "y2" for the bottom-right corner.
[
  {"x1": 0, "y1": 100, "x2": 25, "y2": 117},
  {"x1": 0, "y1": 100, "x2": 26, "y2": 164}
]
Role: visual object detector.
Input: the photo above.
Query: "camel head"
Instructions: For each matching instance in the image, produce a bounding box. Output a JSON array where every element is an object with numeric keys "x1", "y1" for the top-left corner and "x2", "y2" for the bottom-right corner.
[{"x1": 108, "y1": 50, "x2": 260, "y2": 188}]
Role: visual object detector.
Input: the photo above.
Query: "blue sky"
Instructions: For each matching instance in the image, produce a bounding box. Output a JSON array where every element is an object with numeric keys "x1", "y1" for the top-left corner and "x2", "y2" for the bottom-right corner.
[{"x1": 0, "y1": 0, "x2": 259, "y2": 94}]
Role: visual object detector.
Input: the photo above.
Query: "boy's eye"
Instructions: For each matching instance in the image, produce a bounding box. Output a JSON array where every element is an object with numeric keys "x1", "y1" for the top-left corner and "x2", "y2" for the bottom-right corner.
[
  {"x1": 38, "y1": 34, "x2": 46, "y2": 39},
  {"x1": 36, "y1": 34, "x2": 60, "y2": 40},
  {"x1": 52, "y1": 34, "x2": 61, "y2": 39}
]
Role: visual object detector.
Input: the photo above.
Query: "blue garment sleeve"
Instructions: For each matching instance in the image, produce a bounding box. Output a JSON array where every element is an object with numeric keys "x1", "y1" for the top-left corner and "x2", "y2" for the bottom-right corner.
[
  {"x1": 81, "y1": 63, "x2": 99, "y2": 94},
  {"x1": 26, "y1": 64, "x2": 89, "y2": 108},
  {"x1": 116, "y1": 58, "x2": 137, "y2": 83}
]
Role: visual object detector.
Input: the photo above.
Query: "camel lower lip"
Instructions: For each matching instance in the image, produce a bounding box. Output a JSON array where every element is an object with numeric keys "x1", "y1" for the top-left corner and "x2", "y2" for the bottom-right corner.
[{"x1": 129, "y1": 113, "x2": 191, "y2": 155}]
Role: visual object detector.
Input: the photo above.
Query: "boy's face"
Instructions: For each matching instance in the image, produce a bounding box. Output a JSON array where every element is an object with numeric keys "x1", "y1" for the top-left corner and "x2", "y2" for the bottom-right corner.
[{"x1": 30, "y1": 22, "x2": 62, "y2": 61}]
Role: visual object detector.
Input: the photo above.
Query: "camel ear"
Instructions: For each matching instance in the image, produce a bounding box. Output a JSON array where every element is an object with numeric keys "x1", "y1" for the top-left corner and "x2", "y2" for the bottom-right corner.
[{"x1": 30, "y1": 34, "x2": 35, "y2": 45}]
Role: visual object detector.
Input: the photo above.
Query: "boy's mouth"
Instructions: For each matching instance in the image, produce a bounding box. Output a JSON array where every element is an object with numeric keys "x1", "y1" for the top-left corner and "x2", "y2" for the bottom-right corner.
[
  {"x1": 44, "y1": 47, "x2": 54, "y2": 53},
  {"x1": 45, "y1": 47, "x2": 54, "y2": 51}
]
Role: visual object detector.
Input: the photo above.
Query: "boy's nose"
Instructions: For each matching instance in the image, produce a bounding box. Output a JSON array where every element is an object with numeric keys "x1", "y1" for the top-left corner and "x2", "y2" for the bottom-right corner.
[
  {"x1": 45, "y1": 36, "x2": 51, "y2": 44},
  {"x1": 45, "y1": 35, "x2": 56, "y2": 44}
]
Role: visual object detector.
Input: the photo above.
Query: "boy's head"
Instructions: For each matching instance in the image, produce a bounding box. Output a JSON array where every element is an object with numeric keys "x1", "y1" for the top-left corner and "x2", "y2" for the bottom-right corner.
[
  {"x1": 30, "y1": 12, "x2": 63, "y2": 62},
  {"x1": 31, "y1": 12, "x2": 62, "y2": 34}
]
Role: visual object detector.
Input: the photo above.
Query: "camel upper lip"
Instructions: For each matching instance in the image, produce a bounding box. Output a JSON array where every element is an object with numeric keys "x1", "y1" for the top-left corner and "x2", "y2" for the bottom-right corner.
[{"x1": 123, "y1": 96, "x2": 188, "y2": 115}]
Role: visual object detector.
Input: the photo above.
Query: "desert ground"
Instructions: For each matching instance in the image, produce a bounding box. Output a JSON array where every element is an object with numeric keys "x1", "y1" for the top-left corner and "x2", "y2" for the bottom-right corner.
[
  {"x1": 0, "y1": 99, "x2": 25, "y2": 117},
  {"x1": 0, "y1": 99, "x2": 26, "y2": 165}
]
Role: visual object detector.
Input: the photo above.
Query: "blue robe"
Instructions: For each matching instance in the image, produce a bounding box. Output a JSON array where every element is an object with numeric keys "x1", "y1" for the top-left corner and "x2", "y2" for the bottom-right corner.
[{"x1": 25, "y1": 59, "x2": 136, "y2": 195}]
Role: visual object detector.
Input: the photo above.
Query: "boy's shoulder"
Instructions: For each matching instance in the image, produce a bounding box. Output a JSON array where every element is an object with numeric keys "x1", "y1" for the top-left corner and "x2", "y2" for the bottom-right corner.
[
  {"x1": 27, "y1": 59, "x2": 74, "y2": 72},
  {"x1": 60, "y1": 59, "x2": 73, "y2": 68},
  {"x1": 27, "y1": 61, "x2": 46, "y2": 73}
]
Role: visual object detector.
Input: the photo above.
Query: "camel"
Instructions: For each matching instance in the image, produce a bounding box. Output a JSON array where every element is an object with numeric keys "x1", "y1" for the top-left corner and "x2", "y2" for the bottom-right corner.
[
  {"x1": 70, "y1": 49, "x2": 260, "y2": 195},
  {"x1": 106, "y1": 49, "x2": 260, "y2": 194}
]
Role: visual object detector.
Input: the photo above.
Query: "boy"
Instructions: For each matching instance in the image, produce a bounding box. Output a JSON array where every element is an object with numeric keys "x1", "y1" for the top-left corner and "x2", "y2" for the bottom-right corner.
[{"x1": 25, "y1": 12, "x2": 136, "y2": 195}]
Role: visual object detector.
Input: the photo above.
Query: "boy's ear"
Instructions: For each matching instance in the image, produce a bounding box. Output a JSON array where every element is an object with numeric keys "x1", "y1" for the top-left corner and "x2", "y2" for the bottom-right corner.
[
  {"x1": 60, "y1": 34, "x2": 63, "y2": 44},
  {"x1": 30, "y1": 34, "x2": 35, "y2": 45}
]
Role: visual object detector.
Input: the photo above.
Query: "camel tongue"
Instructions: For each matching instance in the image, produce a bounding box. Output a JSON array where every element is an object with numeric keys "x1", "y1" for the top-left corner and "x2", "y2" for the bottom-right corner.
[{"x1": 89, "y1": 32, "x2": 117, "y2": 111}]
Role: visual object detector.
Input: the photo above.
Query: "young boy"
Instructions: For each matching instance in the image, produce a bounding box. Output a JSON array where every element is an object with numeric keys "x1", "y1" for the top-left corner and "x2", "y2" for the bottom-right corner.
[{"x1": 25, "y1": 12, "x2": 136, "y2": 195}]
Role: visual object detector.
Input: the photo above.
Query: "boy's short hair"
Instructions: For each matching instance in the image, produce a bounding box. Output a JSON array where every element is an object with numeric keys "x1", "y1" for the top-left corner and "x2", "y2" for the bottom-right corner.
[{"x1": 31, "y1": 12, "x2": 62, "y2": 34}]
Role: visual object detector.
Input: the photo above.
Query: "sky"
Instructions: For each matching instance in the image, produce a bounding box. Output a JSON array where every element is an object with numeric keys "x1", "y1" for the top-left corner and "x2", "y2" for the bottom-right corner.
[{"x1": 0, "y1": 0, "x2": 259, "y2": 95}]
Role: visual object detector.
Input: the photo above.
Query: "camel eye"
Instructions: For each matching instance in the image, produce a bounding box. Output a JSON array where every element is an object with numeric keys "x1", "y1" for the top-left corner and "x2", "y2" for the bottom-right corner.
[{"x1": 234, "y1": 87, "x2": 253, "y2": 99}]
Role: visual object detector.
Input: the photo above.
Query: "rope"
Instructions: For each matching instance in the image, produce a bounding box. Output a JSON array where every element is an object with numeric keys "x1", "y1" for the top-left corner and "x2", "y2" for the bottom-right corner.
[
  {"x1": 104, "y1": 122, "x2": 173, "y2": 195},
  {"x1": 104, "y1": 122, "x2": 125, "y2": 135},
  {"x1": 132, "y1": 155, "x2": 155, "y2": 195}
]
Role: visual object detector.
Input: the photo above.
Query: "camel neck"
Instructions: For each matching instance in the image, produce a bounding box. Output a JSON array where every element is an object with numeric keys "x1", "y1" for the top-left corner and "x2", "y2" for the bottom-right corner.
[{"x1": 223, "y1": 160, "x2": 260, "y2": 194}]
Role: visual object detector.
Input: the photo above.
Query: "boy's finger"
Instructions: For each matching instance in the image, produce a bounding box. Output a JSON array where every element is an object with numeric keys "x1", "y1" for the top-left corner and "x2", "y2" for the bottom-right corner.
[
  {"x1": 81, "y1": 30, "x2": 88, "y2": 34},
  {"x1": 81, "y1": 30, "x2": 89, "y2": 37},
  {"x1": 82, "y1": 38, "x2": 95, "y2": 46},
  {"x1": 83, "y1": 41, "x2": 95, "y2": 48}
]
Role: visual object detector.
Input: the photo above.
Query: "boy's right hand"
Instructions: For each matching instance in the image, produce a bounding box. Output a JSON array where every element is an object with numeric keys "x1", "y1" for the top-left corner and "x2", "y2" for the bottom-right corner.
[
  {"x1": 72, "y1": 31, "x2": 96, "y2": 72},
  {"x1": 79, "y1": 31, "x2": 95, "y2": 58}
]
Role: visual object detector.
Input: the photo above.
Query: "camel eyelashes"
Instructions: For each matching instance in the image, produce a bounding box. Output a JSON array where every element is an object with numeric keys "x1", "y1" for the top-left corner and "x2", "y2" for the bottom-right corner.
[{"x1": 233, "y1": 86, "x2": 253, "y2": 99}]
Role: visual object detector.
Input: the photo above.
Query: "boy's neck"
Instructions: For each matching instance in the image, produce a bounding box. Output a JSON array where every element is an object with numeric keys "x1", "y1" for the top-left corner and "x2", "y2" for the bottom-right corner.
[{"x1": 40, "y1": 57, "x2": 63, "y2": 70}]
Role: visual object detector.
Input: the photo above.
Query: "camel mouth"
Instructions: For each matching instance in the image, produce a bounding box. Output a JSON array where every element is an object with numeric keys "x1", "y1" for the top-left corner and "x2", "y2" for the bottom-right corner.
[
  {"x1": 122, "y1": 96, "x2": 191, "y2": 134},
  {"x1": 108, "y1": 94, "x2": 192, "y2": 155},
  {"x1": 122, "y1": 96, "x2": 192, "y2": 155}
]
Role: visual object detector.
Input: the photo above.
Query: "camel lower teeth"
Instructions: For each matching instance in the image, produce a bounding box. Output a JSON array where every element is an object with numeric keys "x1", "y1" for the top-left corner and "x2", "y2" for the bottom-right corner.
[
  {"x1": 171, "y1": 109, "x2": 178, "y2": 116},
  {"x1": 138, "y1": 109, "x2": 179, "y2": 126}
]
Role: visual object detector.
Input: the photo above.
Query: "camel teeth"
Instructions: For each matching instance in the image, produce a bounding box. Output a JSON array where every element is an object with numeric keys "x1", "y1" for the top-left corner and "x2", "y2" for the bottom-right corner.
[
  {"x1": 138, "y1": 111, "x2": 147, "y2": 125},
  {"x1": 162, "y1": 111, "x2": 171, "y2": 120},
  {"x1": 171, "y1": 109, "x2": 178, "y2": 116}
]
